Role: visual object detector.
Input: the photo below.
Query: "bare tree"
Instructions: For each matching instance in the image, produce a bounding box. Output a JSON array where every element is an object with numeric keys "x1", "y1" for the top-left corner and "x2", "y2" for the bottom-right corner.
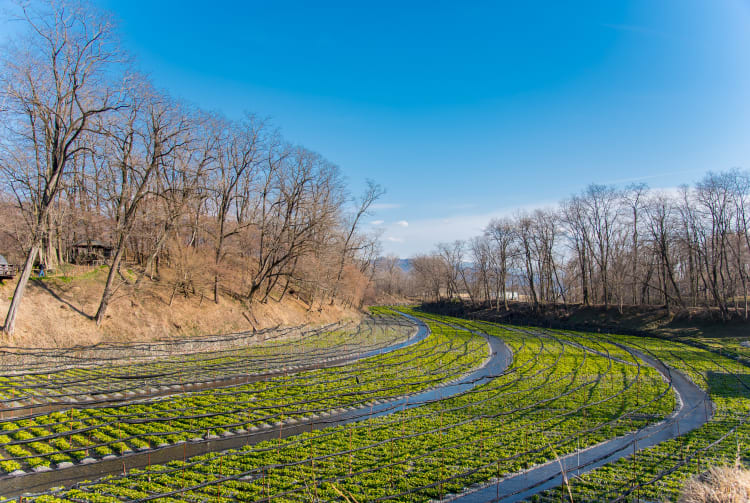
[
  {"x1": 561, "y1": 196, "x2": 592, "y2": 306},
  {"x1": 622, "y1": 183, "x2": 649, "y2": 305},
  {"x1": 206, "y1": 115, "x2": 263, "y2": 303},
  {"x1": 695, "y1": 172, "x2": 734, "y2": 319},
  {"x1": 644, "y1": 192, "x2": 684, "y2": 312},
  {"x1": 0, "y1": 0, "x2": 124, "y2": 334},
  {"x1": 675, "y1": 185, "x2": 701, "y2": 308},
  {"x1": 0, "y1": 2, "x2": 386, "y2": 336},
  {"x1": 531, "y1": 209, "x2": 565, "y2": 306},
  {"x1": 94, "y1": 85, "x2": 189, "y2": 325},
  {"x1": 730, "y1": 170, "x2": 750, "y2": 319},
  {"x1": 133, "y1": 111, "x2": 212, "y2": 288},
  {"x1": 582, "y1": 184, "x2": 621, "y2": 308},
  {"x1": 516, "y1": 213, "x2": 539, "y2": 311},
  {"x1": 375, "y1": 255, "x2": 403, "y2": 297},
  {"x1": 437, "y1": 241, "x2": 465, "y2": 301},
  {"x1": 411, "y1": 254, "x2": 446, "y2": 301},
  {"x1": 330, "y1": 180, "x2": 384, "y2": 303},
  {"x1": 469, "y1": 235, "x2": 492, "y2": 303},
  {"x1": 247, "y1": 145, "x2": 345, "y2": 303},
  {"x1": 485, "y1": 217, "x2": 516, "y2": 310}
]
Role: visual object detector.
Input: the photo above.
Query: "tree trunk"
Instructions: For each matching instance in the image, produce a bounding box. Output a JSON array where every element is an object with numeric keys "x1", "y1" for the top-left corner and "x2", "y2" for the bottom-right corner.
[
  {"x1": 602, "y1": 262, "x2": 609, "y2": 309},
  {"x1": 95, "y1": 245, "x2": 125, "y2": 326},
  {"x1": 502, "y1": 271, "x2": 508, "y2": 311},
  {"x1": 135, "y1": 224, "x2": 173, "y2": 289},
  {"x1": 580, "y1": 251, "x2": 589, "y2": 306},
  {"x1": 3, "y1": 245, "x2": 40, "y2": 335},
  {"x1": 213, "y1": 237, "x2": 223, "y2": 304},
  {"x1": 632, "y1": 225, "x2": 638, "y2": 305}
]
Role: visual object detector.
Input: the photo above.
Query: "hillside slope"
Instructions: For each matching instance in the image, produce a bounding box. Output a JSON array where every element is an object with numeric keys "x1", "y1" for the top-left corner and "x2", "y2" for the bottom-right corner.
[{"x1": 0, "y1": 265, "x2": 360, "y2": 348}]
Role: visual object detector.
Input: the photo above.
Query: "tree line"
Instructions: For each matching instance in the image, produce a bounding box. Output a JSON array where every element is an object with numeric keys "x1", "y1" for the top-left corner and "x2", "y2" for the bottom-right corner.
[
  {"x1": 0, "y1": 1, "x2": 383, "y2": 335},
  {"x1": 378, "y1": 170, "x2": 750, "y2": 320}
]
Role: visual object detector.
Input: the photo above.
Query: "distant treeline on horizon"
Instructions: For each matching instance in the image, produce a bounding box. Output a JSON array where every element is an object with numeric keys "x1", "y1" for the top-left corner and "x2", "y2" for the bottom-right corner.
[{"x1": 373, "y1": 168, "x2": 750, "y2": 319}]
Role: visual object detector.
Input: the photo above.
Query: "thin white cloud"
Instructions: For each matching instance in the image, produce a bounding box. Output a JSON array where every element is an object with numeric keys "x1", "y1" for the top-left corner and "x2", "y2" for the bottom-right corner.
[
  {"x1": 396, "y1": 220, "x2": 409, "y2": 227},
  {"x1": 385, "y1": 236, "x2": 404, "y2": 242},
  {"x1": 371, "y1": 220, "x2": 384, "y2": 225}
]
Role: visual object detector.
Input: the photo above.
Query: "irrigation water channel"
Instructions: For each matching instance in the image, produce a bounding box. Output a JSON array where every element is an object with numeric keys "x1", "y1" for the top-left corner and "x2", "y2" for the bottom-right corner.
[{"x1": 2, "y1": 315, "x2": 712, "y2": 501}]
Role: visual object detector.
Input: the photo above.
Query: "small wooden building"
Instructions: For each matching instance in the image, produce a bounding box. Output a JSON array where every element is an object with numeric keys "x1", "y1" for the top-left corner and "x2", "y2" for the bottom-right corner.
[
  {"x1": 71, "y1": 240, "x2": 114, "y2": 265},
  {"x1": 0, "y1": 255, "x2": 15, "y2": 280}
]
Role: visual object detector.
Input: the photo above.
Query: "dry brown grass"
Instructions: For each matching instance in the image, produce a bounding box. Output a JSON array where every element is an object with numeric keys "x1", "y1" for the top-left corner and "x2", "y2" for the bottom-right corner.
[
  {"x1": 678, "y1": 465, "x2": 750, "y2": 503},
  {"x1": 0, "y1": 264, "x2": 360, "y2": 348}
]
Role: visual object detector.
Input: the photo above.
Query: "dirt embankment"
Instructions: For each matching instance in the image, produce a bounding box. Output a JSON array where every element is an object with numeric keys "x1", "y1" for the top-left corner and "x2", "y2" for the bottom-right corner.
[
  {"x1": 420, "y1": 300, "x2": 750, "y2": 339},
  {"x1": 0, "y1": 265, "x2": 361, "y2": 348}
]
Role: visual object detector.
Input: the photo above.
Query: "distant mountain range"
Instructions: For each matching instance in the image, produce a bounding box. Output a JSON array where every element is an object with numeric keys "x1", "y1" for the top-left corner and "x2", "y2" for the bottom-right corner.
[
  {"x1": 379, "y1": 258, "x2": 473, "y2": 272},
  {"x1": 396, "y1": 258, "x2": 413, "y2": 271},
  {"x1": 374, "y1": 257, "x2": 413, "y2": 272}
]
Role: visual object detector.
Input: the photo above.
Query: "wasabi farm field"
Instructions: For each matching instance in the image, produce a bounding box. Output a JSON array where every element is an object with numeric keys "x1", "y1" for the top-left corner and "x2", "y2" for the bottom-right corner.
[{"x1": 0, "y1": 307, "x2": 747, "y2": 502}]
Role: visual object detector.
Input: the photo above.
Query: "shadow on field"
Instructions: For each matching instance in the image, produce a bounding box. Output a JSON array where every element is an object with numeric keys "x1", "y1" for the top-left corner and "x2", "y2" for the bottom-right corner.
[{"x1": 706, "y1": 371, "x2": 750, "y2": 398}]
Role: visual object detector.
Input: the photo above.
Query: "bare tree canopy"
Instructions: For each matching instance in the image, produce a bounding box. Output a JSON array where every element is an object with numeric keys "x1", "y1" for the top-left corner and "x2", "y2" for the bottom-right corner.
[
  {"x1": 0, "y1": 1, "x2": 382, "y2": 335},
  {"x1": 0, "y1": 0, "x2": 125, "y2": 334}
]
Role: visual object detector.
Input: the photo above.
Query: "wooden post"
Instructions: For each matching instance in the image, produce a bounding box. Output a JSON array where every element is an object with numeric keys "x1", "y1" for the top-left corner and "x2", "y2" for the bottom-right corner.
[
  {"x1": 496, "y1": 459, "x2": 500, "y2": 500},
  {"x1": 439, "y1": 404, "x2": 444, "y2": 500},
  {"x1": 480, "y1": 418, "x2": 484, "y2": 458},
  {"x1": 401, "y1": 398, "x2": 407, "y2": 437},
  {"x1": 631, "y1": 418, "x2": 636, "y2": 493},
  {"x1": 265, "y1": 470, "x2": 270, "y2": 501},
  {"x1": 636, "y1": 372, "x2": 640, "y2": 407},
  {"x1": 218, "y1": 455, "x2": 224, "y2": 503},
  {"x1": 389, "y1": 437, "x2": 394, "y2": 489}
]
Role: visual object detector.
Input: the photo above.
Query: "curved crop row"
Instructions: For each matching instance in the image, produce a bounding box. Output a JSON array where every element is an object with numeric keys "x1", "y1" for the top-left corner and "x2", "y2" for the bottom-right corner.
[
  {"x1": 0, "y1": 314, "x2": 414, "y2": 411},
  {"x1": 0, "y1": 314, "x2": 486, "y2": 474},
  {"x1": 18, "y1": 312, "x2": 675, "y2": 503},
  {"x1": 530, "y1": 329, "x2": 749, "y2": 503}
]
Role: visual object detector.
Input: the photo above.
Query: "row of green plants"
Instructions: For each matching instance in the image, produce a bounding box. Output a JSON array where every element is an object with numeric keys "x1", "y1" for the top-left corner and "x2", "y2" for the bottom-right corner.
[
  {"x1": 530, "y1": 328, "x2": 750, "y2": 502},
  {"x1": 0, "y1": 313, "x2": 486, "y2": 473},
  {"x1": 0, "y1": 316, "x2": 412, "y2": 404},
  {"x1": 683, "y1": 334, "x2": 750, "y2": 365},
  {"x1": 19, "y1": 311, "x2": 675, "y2": 502}
]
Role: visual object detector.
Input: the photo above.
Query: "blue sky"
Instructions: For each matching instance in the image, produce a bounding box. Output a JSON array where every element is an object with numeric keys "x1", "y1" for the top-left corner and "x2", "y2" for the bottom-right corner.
[{"x1": 82, "y1": 2, "x2": 750, "y2": 255}]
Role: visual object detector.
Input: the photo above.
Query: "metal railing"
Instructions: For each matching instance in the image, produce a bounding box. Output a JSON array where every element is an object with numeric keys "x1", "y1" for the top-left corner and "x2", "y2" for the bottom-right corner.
[{"x1": 0, "y1": 263, "x2": 15, "y2": 277}]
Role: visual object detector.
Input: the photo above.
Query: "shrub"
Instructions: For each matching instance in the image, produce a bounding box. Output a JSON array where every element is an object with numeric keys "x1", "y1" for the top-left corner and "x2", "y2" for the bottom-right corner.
[{"x1": 678, "y1": 465, "x2": 750, "y2": 503}]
